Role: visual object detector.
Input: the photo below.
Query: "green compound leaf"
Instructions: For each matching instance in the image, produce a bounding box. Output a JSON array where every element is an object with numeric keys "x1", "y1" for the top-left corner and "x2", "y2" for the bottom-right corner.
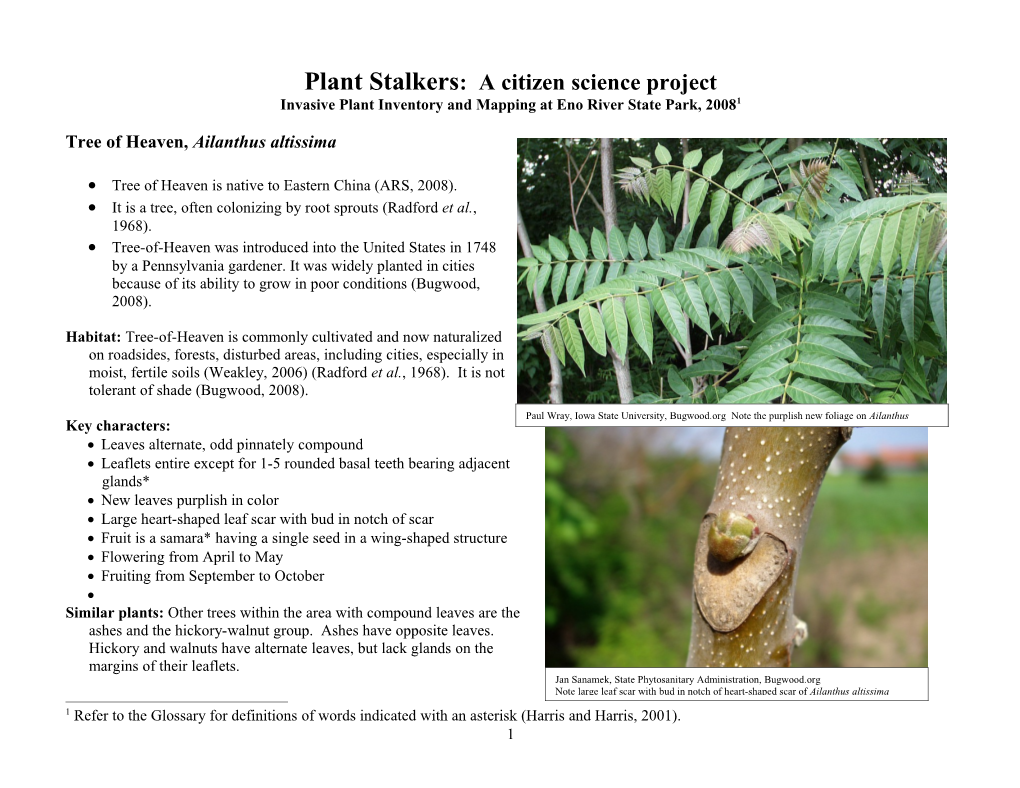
[
  {"x1": 687, "y1": 179, "x2": 709, "y2": 224},
  {"x1": 578, "y1": 303, "x2": 607, "y2": 356},
  {"x1": 565, "y1": 262, "x2": 586, "y2": 302},
  {"x1": 699, "y1": 273, "x2": 731, "y2": 328},
  {"x1": 676, "y1": 278, "x2": 712, "y2": 336},
  {"x1": 568, "y1": 227, "x2": 589, "y2": 261},
  {"x1": 550, "y1": 262, "x2": 567, "y2": 303},
  {"x1": 929, "y1": 273, "x2": 947, "y2": 340},
  {"x1": 785, "y1": 377, "x2": 848, "y2": 404},
  {"x1": 628, "y1": 224, "x2": 648, "y2": 261},
  {"x1": 625, "y1": 294, "x2": 654, "y2": 361},
  {"x1": 590, "y1": 227, "x2": 608, "y2": 260},
  {"x1": 548, "y1": 235, "x2": 570, "y2": 262},
  {"x1": 602, "y1": 297, "x2": 628, "y2": 358},
  {"x1": 703, "y1": 151, "x2": 724, "y2": 180},
  {"x1": 720, "y1": 378, "x2": 784, "y2": 404},
  {"x1": 792, "y1": 352, "x2": 871, "y2": 386},
  {"x1": 648, "y1": 287, "x2": 690, "y2": 355},
  {"x1": 608, "y1": 226, "x2": 629, "y2": 262},
  {"x1": 558, "y1": 316, "x2": 585, "y2": 372}
]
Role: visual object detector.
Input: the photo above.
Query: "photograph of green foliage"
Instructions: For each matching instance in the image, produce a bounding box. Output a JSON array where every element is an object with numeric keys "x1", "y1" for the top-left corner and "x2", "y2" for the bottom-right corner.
[
  {"x1": 518, "y1": 139, "x2": 947, "y2": 405},
  {"x1": 545, "y1": 426, "x2": 928, "y2": 668}
]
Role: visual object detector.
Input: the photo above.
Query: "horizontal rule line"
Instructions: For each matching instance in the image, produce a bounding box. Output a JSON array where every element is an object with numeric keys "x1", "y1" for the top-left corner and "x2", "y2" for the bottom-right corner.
[{"x1": 65, "y1": 701, "x2": 289, "y2": 704}]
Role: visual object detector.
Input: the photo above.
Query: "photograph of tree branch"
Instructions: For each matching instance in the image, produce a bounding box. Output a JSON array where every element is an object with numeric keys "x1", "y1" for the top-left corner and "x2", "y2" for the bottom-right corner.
[
  {"x1": 545, "y1": 426, "x2": 928, "y2": 668},
  {"x1": 518, "y1": 139, "x2": 948, "y2": 405}
]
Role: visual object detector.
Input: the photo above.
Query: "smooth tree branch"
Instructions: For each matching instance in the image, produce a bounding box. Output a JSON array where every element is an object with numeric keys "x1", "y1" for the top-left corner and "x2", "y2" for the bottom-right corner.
[
  {"x1": 517, "y1": 201, "x2": 562, "y2": 404},
  {"x1": 687, "y1": 427, "x2": 851, "y2": 667}
]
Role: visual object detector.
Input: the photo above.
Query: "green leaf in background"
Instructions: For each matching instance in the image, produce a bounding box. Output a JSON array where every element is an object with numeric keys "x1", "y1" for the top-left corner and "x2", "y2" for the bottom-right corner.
[
  {"x1": 608, "y1": 226, "x2": 628, "y2": 261},
  {"x1": 720, "y1": 378, "x2": 784, "y2": 404},
  {"x1": 738, "y1": 339, "x2": 794, "y2": 379},
  {"x1": 687, "y1": 179, "x2": 709, "y2": 223},
  {"x1": 857, "y1": 217, "x2": 883, "y2": 289},
  {"x1": 699, "y1": 273, "x2": 731, "y2": 328},
  {"x1": 836, "y1": 223, "x2": 865, "y2": 284},
  {"x1": 929, "y1": 273, "x2": 946, "y2": 340},
  {"x1": 565, "y1": 262, "x2": 586, "y2": 302},
  {"x1": 677, "y1": 358, "x2": 726, "y2": 379},
  {"x1": 647, "y1": 219, "x2": 667, "y2": 259},
  {"x1": 676, "y1": 278, "x2": 712, "y2": 336},
  {"x1": 900, "y1": 277, "x2": 917, "y2": 345},
  {"x1": 648, "y1": 287, "x2": 690, "y2": 355},
  {"x1": 584, "y1": 260, "x2": 604, "y2": 292},
  {"x1": 710, "y1": 190, "x2": 730, "y2": 232},
  {"x1": 548, "y1": 324, "x2": 566, "y2": 366},
  {"x1": 683, "y1": 148, "x2": 703, "y2": 168},
  {"x1": 625, "y1": 294, "x2": 654, "y2": 361},
  {"x1": 746, "y1": 263, "x2": 778, "y2": 305},
  {"x1": 802, "y1": 315, "x2": 867, "y2": 337},
  {"x1": 550, "y1": 262, "x2": 567, "y2": 303},
  {"x1": 578, "y1": 303, "x2": 607, "y2": 356},
  {"x1": 590, "y1": 227, "x2": 608, "y2": 261},
  {"x1": 667, "y1": 366, "x2": 692, "y2": 397},
  {"x1": 558, "y1": 316, "x2": 585, "y2": 372},
  {"x1": 797, "y1": 334, "x2": 866, "y2": 366},
  {"x1": 850, "y1": 138, "x2": 887, "y2": 154},
  {"x1": 804, "y1": 291, "x2": 863, "y2": 322},
  {"x1": 627, "y1": 224, "x2": 648, "y2": 262},
  {"x1": 726, "y1": 268, "x2": 754, "y2": 320},
  {"x1": 654, "y1": 169, "x2": 672, "y2": 209},
  {"x1": 834, "y1": 149, "x2": 865, "y2": 190},
  {"x1": 879, "y1": 210, "x2": 902, "y2": 277},
  {"x1": 898, "y1": 206, "x2": 920, "y2": 268},
  {"x1": 602, "y1": 297, "x2": 628, "y2": 357},
  {"x1": 828, "y1": 167, "x2": 863, "y2": 202},
  {"x1": 785, "y1": 377, "x2": 848, "y2": 404},
  {"x1": 792, "y1": 352, "x2": 871, "y2": 386},
  {"x1": 654, "y1": 143, "x2": 671, "y2": 165},
  {"x1": 872, "y1": 277, "x2": 888, "y2": 343},
  {"x1": 670, "y1": 171, "x2": 687, "y2": 221},
  {"x1": 703, "y1": 151, "x2": 724, "y2": 180},
  {"x1": 535, "y1": 262, "x2": 552, "y2": 296},
  {"x1": 533, "y1": 245, "x2": 552, "y2": 264},
  {"x1": 568, "y1": 227, "x2": 588, "y2": 261},
  {"x1": 548, "y1": 235, "x2": 569, "y2": 262}
]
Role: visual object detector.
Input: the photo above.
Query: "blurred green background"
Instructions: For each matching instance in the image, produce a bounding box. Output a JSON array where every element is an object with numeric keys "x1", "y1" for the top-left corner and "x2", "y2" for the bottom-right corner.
[{"x1": 545, "y1": 427, "x2": 928, "y2": 668}]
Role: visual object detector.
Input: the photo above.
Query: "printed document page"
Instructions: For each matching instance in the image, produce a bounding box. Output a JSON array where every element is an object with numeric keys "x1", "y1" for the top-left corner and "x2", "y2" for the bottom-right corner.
[{"x1": 5, "y1": 4, "x2": 987, "y2": 784}]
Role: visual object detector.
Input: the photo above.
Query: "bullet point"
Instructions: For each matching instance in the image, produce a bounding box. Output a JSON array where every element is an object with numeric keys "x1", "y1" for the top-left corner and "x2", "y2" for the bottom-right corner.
[
  {"x1": 88, "y1": 574, "x2": 94, "y2": 579},
  {"x1": 88, "y1": 593, "x2": 94, "y2": 599},
  {"x1": 88, "y1": 461, "x2": 94, "y2": 467},
  {"x1": 89, "y1": 244, "x2": 95, "y2": 250},
  {"x1": 88, "y1": 517, "x2": 94, "y2": 523},
  {"x1": 88, "y1": 535, "x2": 94, "y2": 541},
  {"x1": 88, "y1": 204, "x2": 95, "y2": 211},
  {"x1": 89, "y1": 182, "x2": 96, "y2": 189},
  {"x1": 88, "y1": 442, "x2": 94, "y2": 448},
  {"x1": 88, "y1": 555, "x2": 94, "y2": 560},
  {"x1": 88, "y1": 498, "x2": 94, "y2": 504}
]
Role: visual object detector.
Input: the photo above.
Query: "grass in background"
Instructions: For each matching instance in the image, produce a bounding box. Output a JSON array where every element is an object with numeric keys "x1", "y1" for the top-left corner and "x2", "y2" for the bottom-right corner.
[{"x1": 809, "y1": 474, "x2": 928, "y2": 553}]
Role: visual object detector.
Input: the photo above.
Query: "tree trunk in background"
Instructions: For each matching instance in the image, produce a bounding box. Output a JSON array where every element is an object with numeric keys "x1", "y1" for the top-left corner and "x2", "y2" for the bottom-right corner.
[
  {"x1": 517, "y1": 201, "x2": 563, "y2": 404},
  {"x1": 687, "y1": 427, "x2": 852, "y2": 667},
  {"x1": 599, "y1": 137, "x2": 634, "y2": 403}
]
